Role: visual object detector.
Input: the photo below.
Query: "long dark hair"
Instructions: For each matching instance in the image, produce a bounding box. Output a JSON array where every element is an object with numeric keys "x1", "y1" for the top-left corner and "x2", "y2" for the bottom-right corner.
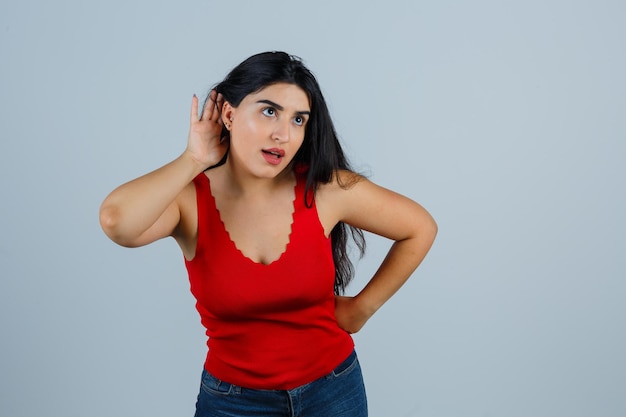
[{"x1": 207, "y1": 51, "x2": 365, "y2": 294}]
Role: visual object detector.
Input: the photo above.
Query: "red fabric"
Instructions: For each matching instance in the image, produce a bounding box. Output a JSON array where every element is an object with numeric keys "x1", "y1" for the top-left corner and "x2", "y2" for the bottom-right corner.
[{"x1": 185, "y1": 171, "x2": 354, "y2": 390}]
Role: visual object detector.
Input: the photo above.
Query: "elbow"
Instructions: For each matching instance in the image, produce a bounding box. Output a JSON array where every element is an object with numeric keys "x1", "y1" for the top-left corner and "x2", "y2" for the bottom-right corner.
[
  {"x1": 99, "y1": 204, "x2": 132, "y2": 247},
  {"x1": 416, "y1": 213, "x2": 438, "y2": 248},
  {"x1": 426, "y1": 215, "x2": 438, "y2": 246},
  {"x1": 428, "y1": 216, "x2": 438, "y2": 240},
  {"x1": 99, "y1": 204, "x2": 120, "y2": 239}
]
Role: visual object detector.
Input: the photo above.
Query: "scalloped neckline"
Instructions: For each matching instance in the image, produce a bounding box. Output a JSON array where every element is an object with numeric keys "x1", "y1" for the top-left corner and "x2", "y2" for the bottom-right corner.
[{"x1": 206, "y1": 176, "x2": 298, "y2": 267}]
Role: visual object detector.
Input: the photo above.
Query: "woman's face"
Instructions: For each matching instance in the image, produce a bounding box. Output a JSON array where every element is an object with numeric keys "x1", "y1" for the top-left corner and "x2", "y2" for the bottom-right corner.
[{"x1": 223, "y1": 83, "x2": 310, "y2": 179}]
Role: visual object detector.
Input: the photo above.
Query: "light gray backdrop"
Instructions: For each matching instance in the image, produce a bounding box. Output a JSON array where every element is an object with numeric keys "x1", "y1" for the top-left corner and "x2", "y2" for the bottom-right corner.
[{"x1": 1, "y1": 1, "x2": 624, "y2": 416}]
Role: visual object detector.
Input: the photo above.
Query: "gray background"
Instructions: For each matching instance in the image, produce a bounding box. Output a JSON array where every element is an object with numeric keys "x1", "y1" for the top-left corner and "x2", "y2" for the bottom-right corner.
[{"x1": 1, "y1": 1, "x2": 624, "y2": 416}]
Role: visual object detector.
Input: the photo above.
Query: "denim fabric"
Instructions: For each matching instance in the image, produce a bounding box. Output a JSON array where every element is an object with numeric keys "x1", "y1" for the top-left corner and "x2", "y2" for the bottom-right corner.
[{"x1": 194, "y1": 350, "x2": 367, "y2": 417}]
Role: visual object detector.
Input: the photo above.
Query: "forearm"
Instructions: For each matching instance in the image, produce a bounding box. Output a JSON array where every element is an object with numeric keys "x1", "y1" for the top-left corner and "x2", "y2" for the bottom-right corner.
[
  {"x1": 356, "y1": 229, "x2": 437, "y2": 316},
  {"x1": 99, "y1": 150, "x2": 205, "y2": 244}
]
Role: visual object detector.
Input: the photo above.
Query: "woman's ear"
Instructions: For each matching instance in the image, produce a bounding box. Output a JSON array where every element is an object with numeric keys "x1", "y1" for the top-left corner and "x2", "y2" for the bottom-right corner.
[{"x1": 222, "y1": 101, "x2": 234, "y2": 127}]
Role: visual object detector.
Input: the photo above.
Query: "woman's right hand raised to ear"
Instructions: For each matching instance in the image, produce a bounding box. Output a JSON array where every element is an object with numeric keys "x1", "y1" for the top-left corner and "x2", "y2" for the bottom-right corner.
[
  {"x1": 185, "y1": 90, "x2": 229, "y2": 169},
  {"x1": 99, "y1": 90, "x2": 229, "y2": 248}
]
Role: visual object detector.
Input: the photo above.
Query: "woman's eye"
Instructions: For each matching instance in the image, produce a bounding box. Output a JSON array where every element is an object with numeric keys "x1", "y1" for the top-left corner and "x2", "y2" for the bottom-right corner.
[
  {"x1": 262, "y1": 107, "x2": 276, "y2": 117},
  {"x1": 294, "y1": 116, "x2": 304, "y2": 126}
]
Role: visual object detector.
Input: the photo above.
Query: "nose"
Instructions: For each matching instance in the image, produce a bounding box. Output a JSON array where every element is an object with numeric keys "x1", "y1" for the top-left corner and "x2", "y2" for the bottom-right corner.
[{"x1": 271, "y1": 118, "x2": 290, "y2": 143}]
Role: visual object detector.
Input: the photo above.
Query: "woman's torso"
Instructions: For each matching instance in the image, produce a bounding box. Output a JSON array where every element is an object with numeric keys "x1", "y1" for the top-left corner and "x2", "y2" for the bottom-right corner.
[{"x1": 181, "y1": 166, "x2": 354, "y2": 389}]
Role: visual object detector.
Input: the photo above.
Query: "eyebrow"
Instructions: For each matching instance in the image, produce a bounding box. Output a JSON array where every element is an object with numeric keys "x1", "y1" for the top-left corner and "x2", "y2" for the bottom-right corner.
[{"x1": 256, "y1": 99, "x2": 311, "y2": 115}]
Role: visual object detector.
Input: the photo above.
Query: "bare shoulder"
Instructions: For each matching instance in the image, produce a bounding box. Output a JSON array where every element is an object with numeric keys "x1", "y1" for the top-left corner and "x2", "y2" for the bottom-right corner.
[
  {"x1": 315, "y1": 169, "x2": 368, "y2": 235},
  {"x1": 317, "y1": 169, "x2": 390, "y2": 209},
  {"x1": 317, "y1": 169, "x2": 364, "y2": 196},
  {"x1": 317, "y1": 169, "x2": 437, "y2": 241}
]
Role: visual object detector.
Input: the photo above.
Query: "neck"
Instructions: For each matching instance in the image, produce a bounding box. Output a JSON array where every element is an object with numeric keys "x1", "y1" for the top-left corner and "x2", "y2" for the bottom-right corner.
[{"x1": 218, "y1": 158, "x2": 295, "y2": 197}]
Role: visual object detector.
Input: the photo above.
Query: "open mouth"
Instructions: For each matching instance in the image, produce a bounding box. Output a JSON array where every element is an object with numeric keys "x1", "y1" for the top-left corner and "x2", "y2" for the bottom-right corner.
[
  {"x1": 262, "y1": 149, "x2": 284, "y2": 158},
  {"x1": 262, "y1": 148, "x2": 285, "y2": 165}
]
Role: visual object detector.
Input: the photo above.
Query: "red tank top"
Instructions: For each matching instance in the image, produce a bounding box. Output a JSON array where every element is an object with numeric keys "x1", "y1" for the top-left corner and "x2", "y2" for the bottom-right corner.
[{"x1": 184, "y1": 170, "x2": 354, "y2": 390}]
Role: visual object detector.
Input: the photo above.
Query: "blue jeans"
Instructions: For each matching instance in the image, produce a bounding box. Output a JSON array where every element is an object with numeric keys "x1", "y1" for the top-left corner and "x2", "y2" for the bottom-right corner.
[{"x1": 194, "y1": 350, "x2": 368, "y2": 416}]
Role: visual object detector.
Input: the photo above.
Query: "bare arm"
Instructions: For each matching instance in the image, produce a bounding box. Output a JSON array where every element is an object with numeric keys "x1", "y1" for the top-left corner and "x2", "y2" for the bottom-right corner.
[
  {"x1": 99, "y1": 91, "x2": 228, "y2": 248},
  {"x1": 318, "y1": 172, "x2": 438, "y2": 333}
]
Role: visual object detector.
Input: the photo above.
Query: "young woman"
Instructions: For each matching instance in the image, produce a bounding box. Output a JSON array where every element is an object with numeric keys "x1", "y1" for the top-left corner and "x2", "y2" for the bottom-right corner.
[{"x1": 100, "y1": 51, "x2": 437, "y2": 417}]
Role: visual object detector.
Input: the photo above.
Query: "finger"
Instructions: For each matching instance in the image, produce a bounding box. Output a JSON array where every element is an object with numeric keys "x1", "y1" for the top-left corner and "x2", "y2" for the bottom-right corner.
[
  {"x1": 213, "y1": 93, "x2": 224, "y2": 123},
  {"x1": 202, "y1": 90, "x2": 216, "y2": 121},
  {"x1": 190, "y1": 94, "x2": 199, "y2": 124}
]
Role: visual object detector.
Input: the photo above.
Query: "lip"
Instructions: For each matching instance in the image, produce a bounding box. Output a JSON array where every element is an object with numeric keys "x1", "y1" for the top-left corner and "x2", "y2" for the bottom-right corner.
[{"x1": 261, "y1": 148, "x2": 285, "y2": 166}]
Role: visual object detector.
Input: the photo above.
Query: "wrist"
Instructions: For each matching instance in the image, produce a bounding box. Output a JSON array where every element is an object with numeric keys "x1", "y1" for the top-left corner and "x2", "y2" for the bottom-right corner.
[
  {"x1": 180, "y1": 149, "x2": 215, "y2": 172},
  {"x1": 353, "y1": 292, "x2": 381, "y2": 318}
]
